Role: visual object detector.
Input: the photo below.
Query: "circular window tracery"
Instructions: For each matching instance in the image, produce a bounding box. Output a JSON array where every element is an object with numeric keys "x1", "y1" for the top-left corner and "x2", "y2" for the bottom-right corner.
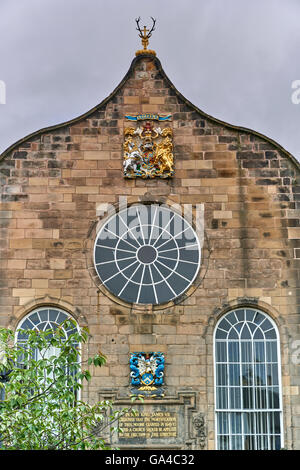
[{"x1": 94, "y1": 204, "x2": 201, "y2": 305}]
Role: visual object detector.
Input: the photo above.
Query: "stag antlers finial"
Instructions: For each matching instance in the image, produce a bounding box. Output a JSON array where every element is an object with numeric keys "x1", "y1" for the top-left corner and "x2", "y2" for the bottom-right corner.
[{"x1": 135, "y1": 17, "x2": 157, "y2": 56}]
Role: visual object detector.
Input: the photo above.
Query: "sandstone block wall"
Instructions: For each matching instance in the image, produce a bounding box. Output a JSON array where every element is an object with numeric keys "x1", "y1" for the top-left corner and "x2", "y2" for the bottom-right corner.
[{"x1": 0, "y1": 54, "x2": 299, "y2": 449}]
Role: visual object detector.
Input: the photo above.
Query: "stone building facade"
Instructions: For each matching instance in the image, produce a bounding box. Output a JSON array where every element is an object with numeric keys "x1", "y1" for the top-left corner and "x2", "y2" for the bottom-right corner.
[{"x1": 0, "y1": 49, "x2": 299, "y2": 450}]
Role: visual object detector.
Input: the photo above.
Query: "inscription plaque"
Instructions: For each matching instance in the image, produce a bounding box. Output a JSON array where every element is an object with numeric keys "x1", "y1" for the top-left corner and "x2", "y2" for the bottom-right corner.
[
  {"x1": 98, "y1": 390, "x2": 204, "y2": 449},
  {"x1": 119, "y1": 411, "x2": 177, "y2": 439}
]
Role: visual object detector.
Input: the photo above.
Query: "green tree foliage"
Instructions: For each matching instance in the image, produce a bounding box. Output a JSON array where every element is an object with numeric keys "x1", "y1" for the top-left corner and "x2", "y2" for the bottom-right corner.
[{"x1": 0, "y1": 320, "x2": 136, "y2": 450}]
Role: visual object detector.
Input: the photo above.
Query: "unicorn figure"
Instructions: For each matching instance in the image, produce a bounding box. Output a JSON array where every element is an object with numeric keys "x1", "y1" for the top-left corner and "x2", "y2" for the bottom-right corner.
[{"x1": 123, "y1": 150, "x2": 142, "y2": 174}]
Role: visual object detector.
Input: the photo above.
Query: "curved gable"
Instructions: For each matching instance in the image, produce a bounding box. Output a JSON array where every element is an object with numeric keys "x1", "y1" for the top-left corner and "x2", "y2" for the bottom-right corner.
[{"x1": 1, "y1": 53, "x2": 299, "y2": 172}]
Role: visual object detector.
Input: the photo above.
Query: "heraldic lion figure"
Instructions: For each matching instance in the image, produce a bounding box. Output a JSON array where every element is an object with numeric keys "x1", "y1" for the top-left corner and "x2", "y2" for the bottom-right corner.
[{"x1": 153, "y1": 136, "x2": 174, "y2": 175}]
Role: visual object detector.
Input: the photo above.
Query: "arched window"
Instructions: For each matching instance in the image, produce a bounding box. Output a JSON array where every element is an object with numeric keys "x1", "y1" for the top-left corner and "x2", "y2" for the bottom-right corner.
[
  {"x1": 214, "y1": 308, "x2": 283, "y2": 450},
  {"x1": 16, "y1": 307, "x2": 79, "y2": 364}
]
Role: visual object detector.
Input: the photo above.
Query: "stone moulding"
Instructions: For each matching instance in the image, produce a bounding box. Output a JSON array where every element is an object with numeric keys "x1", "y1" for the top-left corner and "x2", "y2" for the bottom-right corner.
[
  {"x1": 211, "y1": 297, "x2": 283, "y2": 325},
  {"x1": 97, "y1": 389, "x2": 206, "y2": 450},
  {"x1": 7, "y1": 294, "x2": 88, "y2": 330}
]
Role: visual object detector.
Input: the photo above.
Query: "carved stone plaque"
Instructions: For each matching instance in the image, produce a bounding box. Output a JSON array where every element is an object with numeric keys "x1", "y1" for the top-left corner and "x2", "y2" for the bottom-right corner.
[{"x1": 98, "y1": 390, "x2": 205, "y2": 450}]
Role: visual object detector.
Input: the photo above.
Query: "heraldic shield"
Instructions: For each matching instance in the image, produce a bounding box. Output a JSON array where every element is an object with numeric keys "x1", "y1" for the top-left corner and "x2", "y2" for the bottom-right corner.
[
  {"x1": 130, "y1": 352, "x2": 165, "y2": 398},
  {"x1": 123, "y1": 114, "x2": 174, "y2": 179}
]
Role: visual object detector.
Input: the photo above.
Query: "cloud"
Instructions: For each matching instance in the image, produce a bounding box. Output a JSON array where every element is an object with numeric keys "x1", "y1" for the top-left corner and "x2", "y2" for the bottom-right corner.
[{"x1": 0, "y1": 0, "x2": 299, "y2": 160}]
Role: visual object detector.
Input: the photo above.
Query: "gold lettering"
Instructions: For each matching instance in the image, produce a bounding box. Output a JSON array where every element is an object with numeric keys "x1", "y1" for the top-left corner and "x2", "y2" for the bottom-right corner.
[{"x1": 119, "y1": 411, "x2": 178, "y2": 439}]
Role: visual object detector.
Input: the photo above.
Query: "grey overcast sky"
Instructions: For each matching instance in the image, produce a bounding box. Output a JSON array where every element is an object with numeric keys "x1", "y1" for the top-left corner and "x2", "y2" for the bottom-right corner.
[{"x1": 0, "y1": 0, "x2": 300, "y2": 159}]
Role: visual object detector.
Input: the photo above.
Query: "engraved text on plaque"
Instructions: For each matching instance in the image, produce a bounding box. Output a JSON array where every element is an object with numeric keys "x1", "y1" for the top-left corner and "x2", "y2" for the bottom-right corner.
[{"x1": 119, "y1": 411, "x2": 177, "y2": 439}]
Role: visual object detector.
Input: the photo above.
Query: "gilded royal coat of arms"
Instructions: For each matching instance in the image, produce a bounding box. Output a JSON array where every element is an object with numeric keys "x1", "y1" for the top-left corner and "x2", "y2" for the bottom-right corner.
[{"x1": 123, "y1": 114, "x2": 174, "y2": 179}]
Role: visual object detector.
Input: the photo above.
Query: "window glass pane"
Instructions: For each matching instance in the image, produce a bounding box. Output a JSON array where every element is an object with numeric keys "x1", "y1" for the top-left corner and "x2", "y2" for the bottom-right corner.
[
  {"x1": 255, "y1": 363, "x2": 266, "y2": 386},
  {"x1": 257, "y1": 435, "x2": 268, "y2": 450},
  {"x1": 229, "y1": 364, "x2": 240, "y2": 386},
  {"x1": 242, "y1": 364, "x2": 254, "y2": 386},
  {"x1": 37, "y1": 321, "x2": 48, "y2": 331},
  {"x1": 254, "y1": 341, "x2": 265, "y2": 362},
  {"x1": 242, "y1": 387, "x2": 254, "y2": 409},
  {"x1": 216, "y1": 342, "x2": 227, "y2": 362},
  {"x1": 241, "y1": 342, "x2": 252, "y2": 363},
  {"x1": 243, "y1": 412, "x2": 255, "y2": 434},
  {"x1": 231, "y1": 435, "x2": 243, "y2": 450},
  {"x1": 217, "y1": 412, "x2": 229, "y2": 434},
  {"x1": 49, "y1": 322, "x2": 58, "y2": 332},
  {"x1": 229, "y1": 387, "x2": 241, "y2": 409},
  {"x1": 245, "y1": 309, "x2": 256, "y2": 322},
  {"x1": 267, "y1": 365, "x2": 278, "y2": 386},
  {"x1": 28, "y1": 312, "x2": 39, "y2": 325},
  {"x1": 234, "y1": 322, "x2": 243, "y2": 334},
  {"x1": 244, "y1": 435, "x2": 256, "y2": 450},
  {"x1": 218, "y1": 319, "x2": 231, "y2": 333},
  {"x1": 216, "y1": 329, "x2": 227, "y2": 340},
  {"x1": 230, "y1": 412, "x2": 242, "y2": 434},
  {"x1": 228, "y1": 342, "x2": 239, "y2": 363},
  {"x1": 253, "y1": 327, "x2": 264, "y2": 340},
  {"x1": 241, "y1": 324, "x2": 252, "y2": 339},
  {"x1": 38, "y1": 309, "x2": 48, "y2": 322},
  {"x1": 265, "y1": 329, "x2": 277, "y2": 340},
  {"x1": 267, "y1": 387, "x2": 280, "y2": 409},
  {"x1": 248, "y1": 323, "x2": 257, "y2": 335},
  {"x1": 268, "y1": 412, "x2": 281, "y2": 434},
  {"x1": 224, "y1": 311, "x2": 237, "y2": 326},
  {"x1": 56, "y1": 312, "x2": 68, "y2": 324},
  {"x1": 216, "y1": 364, "x2": 228, "y2": 386},
  {"x1": 215, "y1": 309, "x2": 282, "y2": 451},
  {"x1": 260, "y1": 318, "x2": 273, "y2": 332},
  {"x1": 266, "y1": 342, "x2": 278, "y2": 363},
  {"x1": 49, "y1": 309, "x2": 59, "y2": 323},
  {"x1": 255, "y1": 387, "x2": 267, "y2": 409},
  {"x1": 255, "y1": 412, "x2": 268, "y2": 434},
  {"x1": 274, "y1": 436, "x2": 281, "y2": 451},
  {"x1": 253, "y1": 312, "x2": 265, "y2": 325},
  {"x1": 217, "y1": 387, "x2": 228, "y2": 409},
  {"x1": 235, "y1": 309, "x2": 245, "y2": 322},
  {"x1": 20, "y1": 319, "x2": 33, "y2": 331},
  {"x1": 218, "y1": 435, "x2": 229, "y2": 451},
  {"x1": 228, "y1": 328, "x2": 239, "y2": 339}
]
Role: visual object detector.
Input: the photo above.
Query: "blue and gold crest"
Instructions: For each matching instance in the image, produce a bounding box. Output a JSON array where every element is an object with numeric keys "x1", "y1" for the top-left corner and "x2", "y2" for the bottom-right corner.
[{"x1": 130, "y1": 352, "x2": 165, "y2": 397}]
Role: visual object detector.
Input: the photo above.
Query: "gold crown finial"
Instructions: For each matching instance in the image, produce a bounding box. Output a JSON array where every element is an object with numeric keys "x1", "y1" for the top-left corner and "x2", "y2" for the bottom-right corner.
[{"x1": 135, "y1": 17, "x2": 156, "y2": 56}]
